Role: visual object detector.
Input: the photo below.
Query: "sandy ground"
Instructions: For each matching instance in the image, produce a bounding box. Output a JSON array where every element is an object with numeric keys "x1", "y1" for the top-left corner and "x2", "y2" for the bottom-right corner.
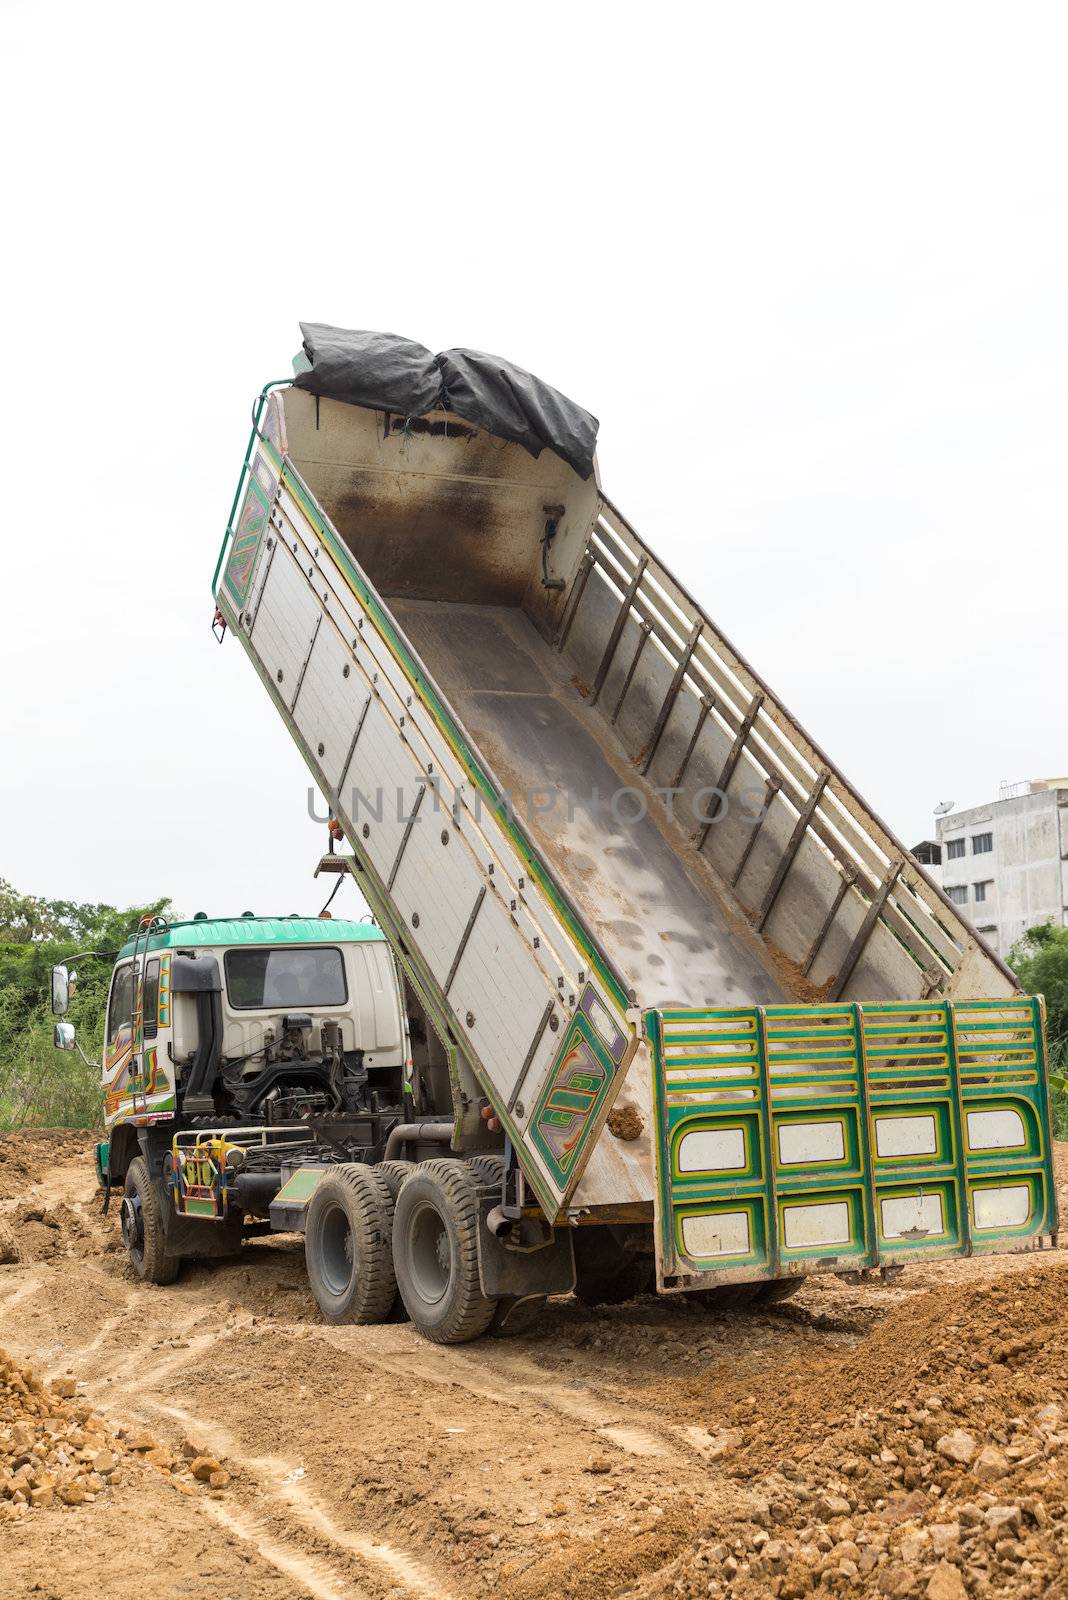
[{"x1": 1, "y1": 1131, "x2": 1067, "y2": 1600}]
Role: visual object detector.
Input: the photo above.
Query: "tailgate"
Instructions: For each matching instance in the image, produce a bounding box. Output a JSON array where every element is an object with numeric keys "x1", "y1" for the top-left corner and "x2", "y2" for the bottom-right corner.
[{"x1": 648, "y1": 998, "x2": 1057, "y2": 1288}]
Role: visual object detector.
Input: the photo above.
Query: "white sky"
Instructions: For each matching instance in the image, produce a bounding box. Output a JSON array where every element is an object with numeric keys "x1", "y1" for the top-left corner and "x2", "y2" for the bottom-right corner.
[{"x1": 1, "y1": 2, "x2": 1065, "y2": 925}]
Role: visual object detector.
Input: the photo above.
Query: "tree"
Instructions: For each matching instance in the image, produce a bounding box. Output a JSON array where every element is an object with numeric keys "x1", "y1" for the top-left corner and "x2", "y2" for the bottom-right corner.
[
  {"x1": 1009, "y1": 923, "x2": 1068, "y2": 1047},
  {"x1": 0, "y1": 879, "x2": 171, "y2": 1129}
]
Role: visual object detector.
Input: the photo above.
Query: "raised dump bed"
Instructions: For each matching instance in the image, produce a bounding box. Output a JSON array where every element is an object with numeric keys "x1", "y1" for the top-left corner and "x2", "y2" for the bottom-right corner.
[{"x1": 210, "y1": 326, "x2": 1056, "y2": 1312}]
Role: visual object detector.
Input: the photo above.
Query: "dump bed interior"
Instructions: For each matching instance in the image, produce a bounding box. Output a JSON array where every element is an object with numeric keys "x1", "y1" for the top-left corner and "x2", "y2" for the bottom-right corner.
[
  {"x1": 388, "y1": 599, "x2": 783, "y2": 1010},
  {"x1": 279, "y1": 385, "x2": 1016, "y2": 1011}
]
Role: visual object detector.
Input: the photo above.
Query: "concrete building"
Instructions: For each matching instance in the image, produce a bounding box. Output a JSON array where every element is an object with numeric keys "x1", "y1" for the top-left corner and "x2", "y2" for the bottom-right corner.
[{"x1": 933, "y1": 779, "x2": 1068, "y2": 958}]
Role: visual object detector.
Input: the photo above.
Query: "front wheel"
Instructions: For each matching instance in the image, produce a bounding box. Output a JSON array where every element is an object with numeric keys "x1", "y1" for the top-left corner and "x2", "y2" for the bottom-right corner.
[
  {"x1": 392, "y1": 1160, "x2": 498, "y2": 1344},
  {"x1": 121, "y1": 1156, "x2": 180, "y2": 1284}
]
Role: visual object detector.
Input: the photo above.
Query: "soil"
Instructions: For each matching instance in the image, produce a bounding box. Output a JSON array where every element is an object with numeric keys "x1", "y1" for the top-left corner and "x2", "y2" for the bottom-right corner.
[{"x1": 1, "y1": 1131, "x2": 1067, "y2": 1600}]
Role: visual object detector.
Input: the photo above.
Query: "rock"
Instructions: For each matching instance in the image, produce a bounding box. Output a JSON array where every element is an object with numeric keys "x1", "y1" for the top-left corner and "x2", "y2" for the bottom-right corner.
[
  {"x1": 92, "y1": 1452, "x2": 116, "y2": 1475},
  {"x1": 190, "y1": 1455, "x2": 223, "y2": 1482},
  {"x1": 49, "y1": 1377, "x2": 76, "y2": 1399},
  {"x1": 125, "y1": 1431, "x2": 157, "y2": 1452},
  {"x1": 59, "y1": 1485, "x2": 86, "y2": 1506},
  {"x1": 817, "y1": 1493, "x2": 851, "y2": 1519},
  {"x1": 208, "y1": 1470, "x2": 230, "y2": 1489},
  {"x1": 900, "y1": 1531, "x2": 929, "y2": 1564},
  {"x1": 926, "y1": 1561, "x2": 967, "y2": 1600},
  {"x1": 935, "y1": 1430, "x2": 976, "y2": 1467},
  {"x1": 929, "y1": 1522, "x2": 960, "y2": 1556},
  {"x1": 29, "y1": 1485, "x2": 54, "y2": 1508},
  {"x1": 585, "y1": 1457, "x2": 612, "y2": 1474},
  {"x1": 984, "y1": 1504, "x2": 1021, "y2": 1534},
  {"x1": 973, "y1": 1445, "x2": 1009, "y2": 1481},
  {"x1": 762, "y1": 1539, "x2": 788, "y2": 1570},
  {"x1": 145, "y1": 1448, "x2": 173, "y2": 1470}
]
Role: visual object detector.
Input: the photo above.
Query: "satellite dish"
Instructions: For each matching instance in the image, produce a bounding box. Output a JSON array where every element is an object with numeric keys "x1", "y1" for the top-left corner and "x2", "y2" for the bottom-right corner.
[{"x1": 933, "y1": 800, "x2": 955, "y2": 816}]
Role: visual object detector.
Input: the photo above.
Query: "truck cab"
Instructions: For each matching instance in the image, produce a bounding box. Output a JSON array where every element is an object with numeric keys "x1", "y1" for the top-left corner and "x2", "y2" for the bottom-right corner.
[{"x1": 52, "y1": 914, "x2": 417, "y2": 1269}]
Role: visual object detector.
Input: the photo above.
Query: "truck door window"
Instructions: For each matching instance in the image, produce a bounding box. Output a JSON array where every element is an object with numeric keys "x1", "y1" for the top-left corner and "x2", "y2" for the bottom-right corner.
[
  {"x1": 143, "y1": 958, "x2": 160, "y2": 1039},
  {"x1": 106, "y1": 964, "x2": 134, "y2": 1057},
  {"x1": 224, "y1": 947, "x2": 347, "y2": 1010}
]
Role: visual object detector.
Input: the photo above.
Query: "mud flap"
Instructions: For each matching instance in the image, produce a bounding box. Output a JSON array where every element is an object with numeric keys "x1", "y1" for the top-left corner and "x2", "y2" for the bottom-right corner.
[{"x1": 476, "y1": 1206, "x2": 576, "y2": 1299}]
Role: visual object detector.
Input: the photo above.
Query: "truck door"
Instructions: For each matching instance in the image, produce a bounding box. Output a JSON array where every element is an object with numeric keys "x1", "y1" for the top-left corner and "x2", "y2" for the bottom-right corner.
[{"x1": 102, "y1": 961, "x2": 135, "y2": 1121}]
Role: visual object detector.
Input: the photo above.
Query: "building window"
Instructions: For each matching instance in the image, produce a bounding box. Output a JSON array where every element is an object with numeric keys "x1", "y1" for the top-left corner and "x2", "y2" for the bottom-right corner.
[
  {"x1": 973, "y1": 881, "x2": 993, "y2": 903},
  {"x1": 946, "y1": 838, "x2": 966, "y2": 860},
  {"x1": 972, "y1": 832, "x2": 993, "y2": 855},
  {"x1": 946, "y1": 885, "x2": 968, "y2": 906}
]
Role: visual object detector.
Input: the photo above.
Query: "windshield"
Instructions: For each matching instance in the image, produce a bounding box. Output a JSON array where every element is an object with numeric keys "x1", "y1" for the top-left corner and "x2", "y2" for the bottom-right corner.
[{"x1": 224, "y1": 946, "x2": 347, "y2": 1010}]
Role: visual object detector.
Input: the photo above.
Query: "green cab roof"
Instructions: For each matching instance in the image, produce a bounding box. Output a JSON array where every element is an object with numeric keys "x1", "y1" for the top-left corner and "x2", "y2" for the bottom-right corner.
[{"x1": 118, "y1": 915, "x2": 384, "y2": 959}]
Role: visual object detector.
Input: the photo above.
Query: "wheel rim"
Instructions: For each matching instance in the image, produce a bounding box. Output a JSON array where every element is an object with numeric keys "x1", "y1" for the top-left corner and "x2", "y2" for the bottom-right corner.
[
  {"x1": 407, "y1": 1200, "x2": 451, "y2": 1305},
  {"x1": 120, "y1": 1193, "x2": 144, "y2": 1261},
  {"x1": 319, "y1": 1202, "x2": 355, "y2": 1296}
]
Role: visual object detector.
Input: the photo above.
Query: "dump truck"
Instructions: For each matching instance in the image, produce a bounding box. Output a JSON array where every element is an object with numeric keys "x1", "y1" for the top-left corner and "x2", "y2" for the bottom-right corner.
[{"x1": 60, "y1": 324, "x2": 1058, "y2": 1343}]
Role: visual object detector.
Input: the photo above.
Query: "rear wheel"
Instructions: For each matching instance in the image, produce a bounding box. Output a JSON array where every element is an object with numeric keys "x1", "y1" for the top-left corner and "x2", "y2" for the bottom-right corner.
[
  {"x1": 373, "y1": 1160, "x2": 415, "y2": 1322},
  {"x1": 692, "y1": 1282, "x2": 762, "y2": 1310},
  {"x1": 121, "y1": 1157, "x2": 180, "y2": 1285},
  {"x1": 755, "y1": 1277, "x2": 803, "y2": 1305},
  {"x1": 374, "y1": 1159, "x2": 414, "y2": 1205},
  {"x1": 304, "y1": 1165, "x2": 396, "y2": 1325},
  {"x1": 392, "y1": 1160, "x2": 498, "y2": 1344}
]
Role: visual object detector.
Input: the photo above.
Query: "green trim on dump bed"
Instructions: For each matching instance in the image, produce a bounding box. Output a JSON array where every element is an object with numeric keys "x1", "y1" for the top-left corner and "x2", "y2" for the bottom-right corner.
[{"x1": 118, "y1": 916, "x2": 384, "y2": 960}]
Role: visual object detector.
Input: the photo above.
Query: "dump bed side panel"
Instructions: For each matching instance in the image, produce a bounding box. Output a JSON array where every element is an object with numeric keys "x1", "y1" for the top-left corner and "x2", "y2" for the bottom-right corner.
[
  {"x1": 557, "y1": 498, "x2": 1019, "y2": 1007},
  {"x1": 215, "y1": 407, "x2": 637, "y2": 1219}
]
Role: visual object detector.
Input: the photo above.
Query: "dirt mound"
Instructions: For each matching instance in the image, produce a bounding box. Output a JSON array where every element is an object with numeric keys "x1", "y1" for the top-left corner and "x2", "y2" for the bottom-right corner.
[
  {"x1": 0, "y1": 1129, "x2": 98, "y2": 1202},
  {"x1": 2, "y1": 1199, "x2": 101, "y2": 1264},
  {"x1": 642, "y1": 1261, "x2": 1068, "y2": 1598}
]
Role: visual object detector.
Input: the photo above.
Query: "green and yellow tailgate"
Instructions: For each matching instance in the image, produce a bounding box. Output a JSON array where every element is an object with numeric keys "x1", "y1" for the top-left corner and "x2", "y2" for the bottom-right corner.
[{"x1": 648, "y1": 998, "x2": 1057, "y2": 1288}]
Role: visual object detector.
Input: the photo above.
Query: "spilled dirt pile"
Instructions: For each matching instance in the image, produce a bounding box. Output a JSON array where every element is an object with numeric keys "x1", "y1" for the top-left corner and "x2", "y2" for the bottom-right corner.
[
  {"x1": 0, "y1": 1344, "x2": 237, "y2": 1528},
  {"x1": 0, "y1": 1347, "x2": 126, "y2": 1517},
  {"x1": 0, "y1": 1130, "x2": 97, "y2": 1202},
  {"x1": 643, "y1": 1261, "x2": 1068, "y2": 1598},
  {"x1": 1, "y1": 1199, "x2": 100, "y2": 1264}
]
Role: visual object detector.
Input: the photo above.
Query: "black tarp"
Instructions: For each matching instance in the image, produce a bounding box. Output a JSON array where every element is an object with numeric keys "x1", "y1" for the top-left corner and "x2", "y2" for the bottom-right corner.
[{"x1": 293, "y1": 323, "x2": 599, "y2": 480}]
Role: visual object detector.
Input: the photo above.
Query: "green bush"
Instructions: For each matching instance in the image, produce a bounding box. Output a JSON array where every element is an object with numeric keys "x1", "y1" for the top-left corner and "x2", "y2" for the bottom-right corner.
[
  {"x1": 0, "y1": 879, "x2": 169, "y2": 1130},
  {"x1": 1009, "y1": 923, "x2": 1068, "y2": 1142}
]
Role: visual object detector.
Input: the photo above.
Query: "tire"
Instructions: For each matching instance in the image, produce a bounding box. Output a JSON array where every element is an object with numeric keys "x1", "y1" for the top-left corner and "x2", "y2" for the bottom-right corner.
[
  {"x1": 573, "y1": 1230, "x2": 654, "y2": 1306},
  {"x1": 121, "y1": 1156, "x2": 180, "y2": 1285},
  {"x1": 372, "y1": 1161, "x2": 414, "y2": 1323},
  {"x1": 304, "y1": 1165, "x2": 397, "y2": 1325},
  {"x1": 692, "y1": 1282, "x2": 762, "y2": 1310},
  {"x1": 374, "y1": 1159, "x2": 414, "y2": 1205},
  {"x1": 392, "y1": 1159, "x2": 498, "y2": 1344},
  {"x1": 468, "y1": 1153, "x2": 505, "y2": 1190},
  {"x1": 755, "y1": 1277, "x2": 803, "y2": 1305}
]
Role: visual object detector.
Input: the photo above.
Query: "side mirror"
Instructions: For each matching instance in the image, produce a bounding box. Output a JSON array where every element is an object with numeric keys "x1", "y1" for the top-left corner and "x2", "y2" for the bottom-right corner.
[
  {"x1": 51, "y1": 965, "x2": 70, "y2": 1016},
  {"x1": 54, "y1": 1022, "x2": 77, "y2": 1051}
]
